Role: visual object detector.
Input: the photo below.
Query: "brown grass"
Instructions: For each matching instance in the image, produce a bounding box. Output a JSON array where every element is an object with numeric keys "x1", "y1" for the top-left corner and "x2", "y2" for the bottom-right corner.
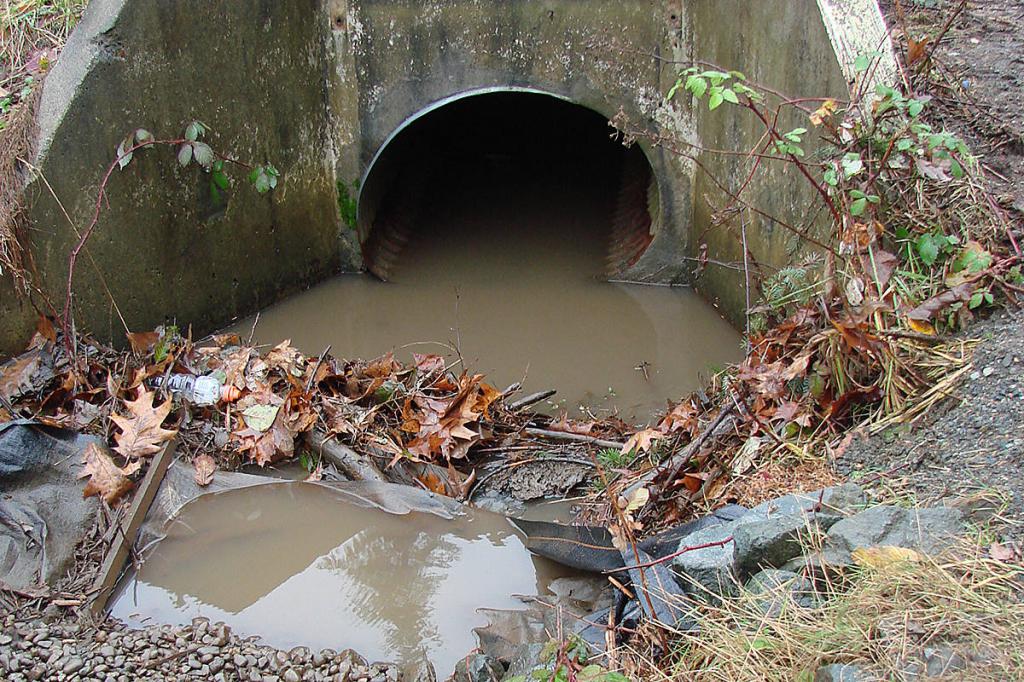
[{"x1": 655, "y1": 543, "x2": 1024, "y2": 681}]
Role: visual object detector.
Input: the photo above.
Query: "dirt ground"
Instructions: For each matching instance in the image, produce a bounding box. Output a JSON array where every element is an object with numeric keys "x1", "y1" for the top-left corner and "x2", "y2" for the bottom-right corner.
[{"x1": 842, "y1": 0, "x2": 1024, "y2": 542}]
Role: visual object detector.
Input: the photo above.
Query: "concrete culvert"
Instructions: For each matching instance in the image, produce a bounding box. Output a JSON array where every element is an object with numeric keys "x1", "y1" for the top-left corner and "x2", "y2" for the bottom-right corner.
[{"x1": 357, "y1": 91, "x2": 658, "y2": 281}]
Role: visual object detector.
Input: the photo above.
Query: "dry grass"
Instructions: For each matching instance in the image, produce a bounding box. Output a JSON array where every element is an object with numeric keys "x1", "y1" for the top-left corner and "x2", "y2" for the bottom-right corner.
[
  {"x1": 0, "y1": 0, "x2": 87, "y2": 283},
  {"x1": 660, "y1": 544, "x2": 1024, "y2": 681}
]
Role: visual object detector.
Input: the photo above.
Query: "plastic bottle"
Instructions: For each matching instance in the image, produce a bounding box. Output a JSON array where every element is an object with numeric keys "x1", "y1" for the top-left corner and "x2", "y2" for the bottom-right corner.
[{"x1": 152, "y1": 374, "x2": 241, "y2": 406}]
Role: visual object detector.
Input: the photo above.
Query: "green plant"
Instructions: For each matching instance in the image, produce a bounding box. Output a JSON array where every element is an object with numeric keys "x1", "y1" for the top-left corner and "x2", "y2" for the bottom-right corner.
[
  {"x1": 503, "y1": 636, "x2": 628, "y2": 682},
  {"x1": 337, "y1": 179, "x2": 360, "y2": 230}
]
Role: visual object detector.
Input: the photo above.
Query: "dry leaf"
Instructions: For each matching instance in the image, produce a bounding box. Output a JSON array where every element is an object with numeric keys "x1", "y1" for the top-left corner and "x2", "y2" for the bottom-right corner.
[
  {"x1": 621, "y1": 428, "x2": 663, "y2": 455},
  {"x1": 109, "y1": 388, "x2": 177, "y2": 459},
  {"x1": 907, "y1": 318, "x2": 936, "y2": 335},
  {"x1": 126, "y1": 331, "x2": 160, "y2": 354},
  {"x1": 851, "y1": 545, "x2": 924, "y2": 569},
  {"x1": 80, "y1": 442, "x2": 140, "y2": 504},
  {"x1": 907, "y1": 36, "x2": 930, "y2": 65},
  {"x1": 193, "y1": 454, "x2": 216, "y2": 486},
  {"x1": 625, "y1": 487, "x2": 649, "y2": 513},
  {"x1": 989, "y1": 542, "x2": 1017, "y2": 563}
]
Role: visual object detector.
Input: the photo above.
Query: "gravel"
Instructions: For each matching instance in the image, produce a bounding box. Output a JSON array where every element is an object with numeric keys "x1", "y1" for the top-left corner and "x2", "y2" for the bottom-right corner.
[
  {"x1": 0, "y1": 614, "x2": 401, "y2": 682},
  {"x1": 840, "y1": 309, "x2": 1024, "y2": 541}
]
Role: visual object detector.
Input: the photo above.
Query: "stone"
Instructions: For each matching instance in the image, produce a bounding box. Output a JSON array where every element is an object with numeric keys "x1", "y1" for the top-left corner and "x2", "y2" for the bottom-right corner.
[
  {"x1": 670, "y1": 523, "x2": 738, "y2": 600},
  {"x1": 451, "y1": 653, "x2": 505, "y2": 682},
  {"x1": 822, "y1": 506, "x2": 965, "y2": 566},
  {"x1": 924, "y1": 646, "x2": 968, "y2": 677},
  {"x1": 814, "y1": 663, "x2": 874, "y2": 681},
  {"x1": 62, "y1": 657, "x2": 84, "y2": 674},
  {"x1": 733, "y1": 513, "x2": 838, "y2": 577},
  {"x1": 749, "y1": 483, "x2": 865, "y2": 519},
  {"x1": 745, "y1": 569, "x2": 819, "y2": 616}
]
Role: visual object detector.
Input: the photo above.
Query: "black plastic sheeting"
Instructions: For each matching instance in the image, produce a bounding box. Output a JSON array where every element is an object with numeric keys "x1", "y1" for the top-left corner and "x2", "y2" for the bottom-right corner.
[
  {"x1": 511, "y1": 504, "x2": 749, "y2": 652},
  {"x1": 0, "y1": 420, "x2": 99, "y2": 591}
]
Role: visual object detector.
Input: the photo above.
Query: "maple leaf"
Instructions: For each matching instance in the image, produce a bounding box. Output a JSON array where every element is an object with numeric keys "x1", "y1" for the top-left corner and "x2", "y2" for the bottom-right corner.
[
  {"x1": 265, "y1": 339, "x2": 305, "y2": 376},
  {"x1": 620, "y1": 428, "x2": 663, "y2": 455},
  {"x1": 109, "y1": 388, "x2": 177, "y2": 459},
  {"x1": 403, "y1": 373, "x2": 495, "y2": 460},
  {"x1": 193, "y1": 454, "x2": 216, "y2": 486},
  {"x1": 80, "y1": 442, "x2": 140, "y2": 504},
  {"x1": 659, "y1": 400, "x2": 699, "y2": 435}
]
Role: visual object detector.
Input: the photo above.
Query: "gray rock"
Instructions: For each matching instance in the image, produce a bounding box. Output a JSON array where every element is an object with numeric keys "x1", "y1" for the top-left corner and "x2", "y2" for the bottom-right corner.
[
  {"x1": 452, "y1": 653, "x2": 505, "y2": 682},
  {"x1": 822, "y1": 506, "x2": 965, "y2": 565},
  {"x1": 750, "y1": 483, "x2": 865, "y2": 518},
  {"x1": 62, "y1": 657, "x2": 84, "y2": 675},
  {"x1": 814, "y1": 663, "x2": 874, "y2": 681},
  {"x1": 924, "y1": 646, "x2": 968, "y2": 676},
  {"x1": 503, "y1": 643, "x2": 549, "y2": 680},
  {"x1": 745, "y1": 569, "x2": 819, "y2": 616},
  {"x1": 733, "y1": 513, "x2": 838, "y2": 577},
  {"x1": 671, "y1": 523, "x2": 738, "y2": 600}
]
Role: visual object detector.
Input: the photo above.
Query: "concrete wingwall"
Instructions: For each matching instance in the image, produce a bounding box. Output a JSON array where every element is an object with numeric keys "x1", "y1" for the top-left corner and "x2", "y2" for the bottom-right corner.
[{"x1": 0, "y1": 0, "x2": 892, "y2": 357}]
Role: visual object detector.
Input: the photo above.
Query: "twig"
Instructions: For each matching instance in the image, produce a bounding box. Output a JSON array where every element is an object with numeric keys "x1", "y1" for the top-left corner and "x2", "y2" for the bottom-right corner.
[
  {"x1": 604, "y1": 535, "x2": 735, "y2": 573},
  {"x1": 620, "y1": 406, "x2": 736, "y2": 499},
  {"x1": 508, "y1": 389, "x2": 556, "y2": 411},
  {"x1": 305, "y1": 344, "x2": 331, "y2": 392},
  {"x1": 523, "y1": 427, "x2": 625, "y2": 450}
]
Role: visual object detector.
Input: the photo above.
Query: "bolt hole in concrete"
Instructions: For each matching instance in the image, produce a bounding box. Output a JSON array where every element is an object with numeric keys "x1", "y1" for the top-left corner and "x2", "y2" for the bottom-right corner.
[
  {"x1": 230, "y1": 93, "x2": 741, "y2": 421},
  {"x1": 110, "y1": 483, "x2": 579, "y2": 674}
]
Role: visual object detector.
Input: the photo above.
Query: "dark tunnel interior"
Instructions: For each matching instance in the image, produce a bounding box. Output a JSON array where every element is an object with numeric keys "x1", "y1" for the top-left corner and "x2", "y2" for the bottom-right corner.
[{"x1": 358, "y1": 91, "x2": 654, "y2": 279}]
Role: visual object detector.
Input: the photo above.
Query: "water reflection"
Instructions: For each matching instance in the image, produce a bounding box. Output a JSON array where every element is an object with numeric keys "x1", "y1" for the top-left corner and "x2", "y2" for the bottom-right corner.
[{"x1": 111, "y1": 483, "x2": 574, "y2": 673}]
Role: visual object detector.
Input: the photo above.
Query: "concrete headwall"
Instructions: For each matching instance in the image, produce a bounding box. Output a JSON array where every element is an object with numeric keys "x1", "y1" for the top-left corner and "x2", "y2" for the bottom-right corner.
[
  {"x1": 0, "y1": 0, "x2": 892, "y2": 357},
  {"x1": 2, "y1": 0, "x2": 343, "y2": 353}
]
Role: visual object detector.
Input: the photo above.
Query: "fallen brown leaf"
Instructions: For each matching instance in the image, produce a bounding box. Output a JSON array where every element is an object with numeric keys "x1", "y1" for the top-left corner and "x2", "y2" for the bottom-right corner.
[
  {"x1": 80, "y1": 442, "x2": 140, "y2": 504},
  {"x1": 109, "y1": 388, "x2": 177, "y2": 459},
  {"x1": 193, "y1": 454, "x2": 217, "y2": 486}
]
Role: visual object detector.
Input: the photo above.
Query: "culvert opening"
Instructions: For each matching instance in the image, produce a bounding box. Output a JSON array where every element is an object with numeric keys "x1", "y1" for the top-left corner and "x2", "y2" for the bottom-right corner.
[{"x1": 230, "y1": 91, "x2": 741, "y2": 419}]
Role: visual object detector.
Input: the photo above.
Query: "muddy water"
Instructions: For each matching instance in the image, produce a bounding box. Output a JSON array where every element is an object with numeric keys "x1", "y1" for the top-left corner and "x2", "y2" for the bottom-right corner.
[
  {"x1": 110, "y1": 483, "x2": 576, "y2": 673},
  {"x1": 230, "y1": 166, "x2": 741, "y2": 420}
]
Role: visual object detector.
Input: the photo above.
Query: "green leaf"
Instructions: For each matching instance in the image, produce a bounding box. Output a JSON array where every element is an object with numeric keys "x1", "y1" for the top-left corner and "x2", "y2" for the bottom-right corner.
[
  {"x1": 823, "y1": 167, "x2": 838, "y2": 187},
  {"x1": 907, "y1": 99, "x2": 924, "y2": 117},
  {"x1": 134, "y1": 128, "x2": 153, "y2": 144},
  {"x1": 667, "y1": 79, "x2": 683, "y2": 100},
  {"x1": 951, "y1": 240, "x2": 993, "y2": 273},
  {"x1": 177, "y1": 143, "x2": 193, "y2": 167},
  {"x1": 915, "y1": 233, "x2": 940, "y2": 266},
  {"x1": 969, "y1": 292, "x2": 984, "y2": 309},
  {"x1": 212, "y1": 170, "x2": 229, "y2": 190},
  {"x1": 721, "y1": 87, "x2": 739, "y2": 105},
  {"x1": 950, "y1": 159, "x2": 964, "y2": 179},
  {"x1": 685, "y1": 75, "x2": 707, "y2": 99},
  {"x1": 708, "y1": 89, "x2": 724, "y2": 110},
  {"x1": 849, "y1": 189, "x2": 867, "y2": 200},
  {"x1": 184, "y1": 121, "x2": 206, "y2": 142},
  {"x1": 192, "y1": 142, "x2": 214, "y2": 169},
  {"x1": 850, "y1": 197, "x2": 868, "y2": 216},
  {"x1": 842, "y1": 153, "x2": 864, "y2": 178},
  {"x1": 116, "y1": 136, "x2": 134, "y2": 170}
]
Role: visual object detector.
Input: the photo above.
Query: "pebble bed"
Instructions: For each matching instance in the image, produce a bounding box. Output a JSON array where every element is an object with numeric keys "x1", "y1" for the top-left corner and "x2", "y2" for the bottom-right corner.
[{"x1": 0, "y1": 614, "x2": 402, "y2": 682}]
